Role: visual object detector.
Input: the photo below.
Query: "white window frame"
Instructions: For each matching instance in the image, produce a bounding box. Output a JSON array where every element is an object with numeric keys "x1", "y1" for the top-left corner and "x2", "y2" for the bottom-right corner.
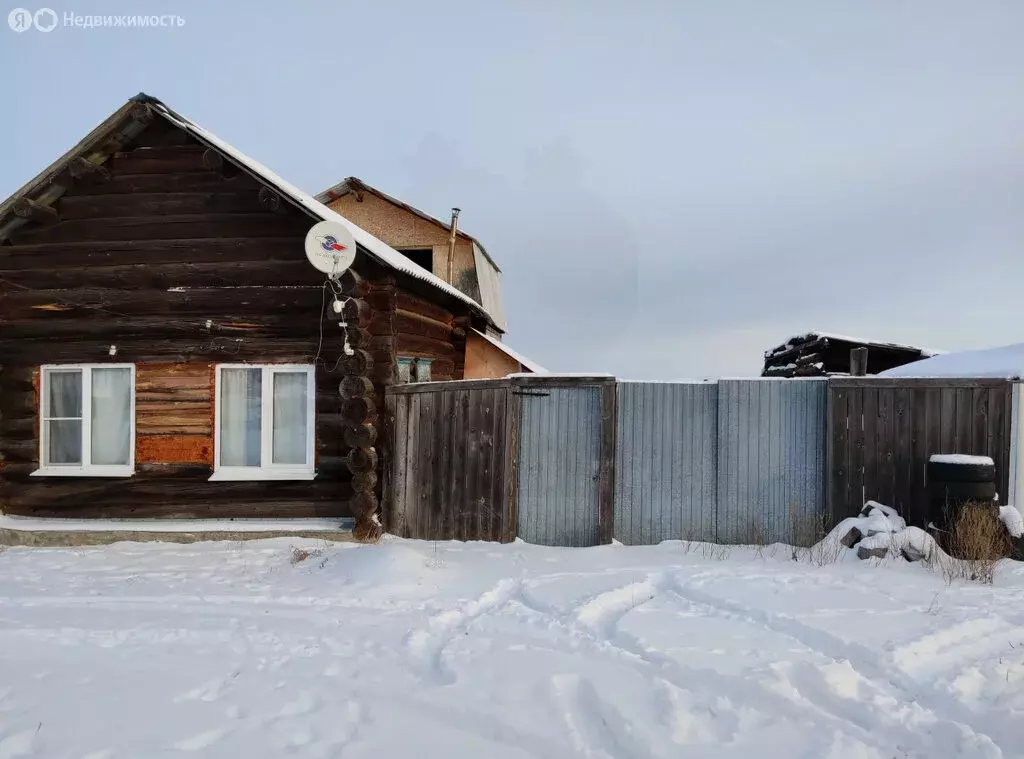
[
  {"x1": 210, "y1": 364, "x2": 316, "y2": 481},
  {"x1": 32, "y1": 363, "x2": 136, "y2": 478}
]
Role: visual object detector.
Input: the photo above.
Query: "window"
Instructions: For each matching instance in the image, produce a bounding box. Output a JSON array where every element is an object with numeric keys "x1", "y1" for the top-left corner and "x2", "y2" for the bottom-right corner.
[
  {"x1": 397, "y1": 357, "x2": 433, "y2": 383},
  {"x1": 397, "y1": 248, "x2": 434, "y2": 273},
  {"x1": 34, "y1": 364, "x2": 135, "y2": 477},
  {"x1": 414, "y1": 358, "x2": 433, "y2": 382},
  {"x1": 212, "y1": 364, "x2": 315, "y2": 481}
]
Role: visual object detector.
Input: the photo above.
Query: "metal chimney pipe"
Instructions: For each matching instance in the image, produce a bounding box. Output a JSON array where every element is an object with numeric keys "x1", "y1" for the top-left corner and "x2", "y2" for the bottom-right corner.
[{"x1": 446, "y1": 207, "x2": 461, "y2": 283}]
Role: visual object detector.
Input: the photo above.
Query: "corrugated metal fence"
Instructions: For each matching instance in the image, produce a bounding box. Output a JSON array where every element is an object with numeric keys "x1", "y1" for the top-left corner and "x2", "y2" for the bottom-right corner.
[
  {"x1": 716, "y1": 379, "x2": 827, "y2": 544},
  {"x1": 614, "y1": 382, "x2": 718, "y2": 544},
  {"x1": 516, "y1": 378, "x2": 616, "y2": 546},
  {"x1": 614, "y1": 379, "x2": 827, "y2": 546}
]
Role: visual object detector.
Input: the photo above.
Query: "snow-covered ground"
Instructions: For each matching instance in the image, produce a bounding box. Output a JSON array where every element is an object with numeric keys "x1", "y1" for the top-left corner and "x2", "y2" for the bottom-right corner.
[{"x1": 1, "y1": 538, "x2": 1022, "y2": 759}]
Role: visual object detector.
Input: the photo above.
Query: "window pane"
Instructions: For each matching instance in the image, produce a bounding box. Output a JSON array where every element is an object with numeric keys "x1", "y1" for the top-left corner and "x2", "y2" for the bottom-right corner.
[
  {"x1": 91, "y1": 368, "x2": 131, "y2": 466},
  {"x1": 272, "y1": 372, "x2": 308, "y2": 465},
  {"x1": 220, "y1": 368, "x2": 261, "y2": 467},
  {"x1": 47, "y1": 419, "x2": 82, "y2": 464},
  {"x1": 47, "y1": 370, "x2": 82, "y2": 418}
]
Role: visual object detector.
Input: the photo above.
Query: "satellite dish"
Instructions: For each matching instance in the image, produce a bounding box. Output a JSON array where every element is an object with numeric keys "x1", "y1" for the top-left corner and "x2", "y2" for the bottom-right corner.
[{"x1": 304, "y1": 220, "x2": 356, "y2": 276}]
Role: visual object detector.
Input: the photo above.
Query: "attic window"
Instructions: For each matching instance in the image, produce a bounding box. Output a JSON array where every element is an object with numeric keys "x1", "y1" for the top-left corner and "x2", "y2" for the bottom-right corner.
[{"x1": 397, "y1": 248, "x2": 433, "y2": 274}]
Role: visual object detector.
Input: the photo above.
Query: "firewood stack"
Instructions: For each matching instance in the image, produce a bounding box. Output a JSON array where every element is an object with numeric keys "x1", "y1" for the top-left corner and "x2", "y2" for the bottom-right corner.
[
  {"x1": 762, "y1": 332, "x2": 932, "y2": 378},
  {"x1": 762, "y1": 334, "x2": 833, "y2": 377}
]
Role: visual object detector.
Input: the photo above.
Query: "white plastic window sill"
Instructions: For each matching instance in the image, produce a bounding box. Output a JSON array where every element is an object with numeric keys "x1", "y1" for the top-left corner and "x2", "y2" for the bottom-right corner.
[
  {"x1": 208, "y1": 469, "x2": 316, "y2": 482},
  {"x1": 31, "y1": 467, "x2": 134, "y2": 478}
]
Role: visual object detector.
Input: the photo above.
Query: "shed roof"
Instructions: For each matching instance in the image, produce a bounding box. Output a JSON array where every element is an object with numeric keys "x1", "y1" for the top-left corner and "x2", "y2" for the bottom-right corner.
[
  {"x1": 470, "y1": 328, "x2": 546, "y2": 373},
  {"x1": 765, "y1": 331, "x2": 941, "y2": 360},
  {"x1": 0, "y1": 93, "x2": 501, "y2": 330}
]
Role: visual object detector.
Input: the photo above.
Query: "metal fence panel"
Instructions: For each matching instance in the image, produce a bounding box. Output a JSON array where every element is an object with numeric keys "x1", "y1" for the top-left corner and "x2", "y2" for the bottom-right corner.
[
  {"x1": 717, "y1": 379, "x2": 827, "y2": 545},
  {"x1": 614, "y1": 382, "x2": 718, "y2": 544},
  {"x1": 517, "y1": 385, "x2": 603, "y2": 546}
]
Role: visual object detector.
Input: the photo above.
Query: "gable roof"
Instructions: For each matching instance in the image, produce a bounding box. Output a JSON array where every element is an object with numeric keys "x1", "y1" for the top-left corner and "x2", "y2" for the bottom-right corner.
[
  {"x1": 0, "y1": 93, "x2": 501, "y2": 330},
  {"x1": 315, "y1": 176, "x2": 501, "y2": 272}
]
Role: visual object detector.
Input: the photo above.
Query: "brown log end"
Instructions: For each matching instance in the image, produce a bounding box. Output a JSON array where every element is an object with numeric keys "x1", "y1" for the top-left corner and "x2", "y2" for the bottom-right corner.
[
  {"x1": 342, "y1": 349, "x2": 373, "y2": 377},
  {"x1": 338, "y1": 269, "x2": 364, "y2": 295},
  {"x1": 353, "y1": 517, "x2": 383, "y2": 543},
  {"x1": 345, "y1": 326, "x2": 371, "y2": 349},
  {"x1": 342, "y1": 396, "x2": 377, "y2": 425},
  {"x1": 344, "y1": 422, "x2": 377, "y2": 449},
  {"x1": 339, "y1": 375, "x2": 374, "y2": 399},
  {"x1": 345, "y1": 446, "x2": 378, "y2": 474},
  {"x1": 351, "y1": 470, "x2": 378, "y2": 492},
  {"x1": 342, "y1": 298, "x2": 371, "y2": 325}
]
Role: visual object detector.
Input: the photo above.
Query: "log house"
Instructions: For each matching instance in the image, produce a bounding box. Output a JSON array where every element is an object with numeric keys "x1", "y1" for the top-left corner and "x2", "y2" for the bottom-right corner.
[{"x1": 0, "y1": 93, "x2": 539, "y2": 538}]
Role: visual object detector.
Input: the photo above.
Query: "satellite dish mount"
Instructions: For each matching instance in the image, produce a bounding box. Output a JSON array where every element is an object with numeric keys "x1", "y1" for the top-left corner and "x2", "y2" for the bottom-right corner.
[{"x1": 304, "y1": 220, "x2": 356, "y2": 277}]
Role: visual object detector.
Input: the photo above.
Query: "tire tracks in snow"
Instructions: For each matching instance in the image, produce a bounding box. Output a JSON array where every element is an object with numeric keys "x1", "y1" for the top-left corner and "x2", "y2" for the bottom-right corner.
[
  {"x1": 404, "y1": 577, "x2": 522, "y2": 685},
  {"x1": 665, "y1": 574, "x2": 1007, "y2": 758},
  {"x1": 515, "y1": 572, "x2": 914, "y2": 756}
]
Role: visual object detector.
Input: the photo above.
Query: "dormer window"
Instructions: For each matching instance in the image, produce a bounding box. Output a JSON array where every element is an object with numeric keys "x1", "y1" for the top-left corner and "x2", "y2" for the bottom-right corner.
[{"x1": 397, "y1": 248, "x2": 433, "y2": 274}]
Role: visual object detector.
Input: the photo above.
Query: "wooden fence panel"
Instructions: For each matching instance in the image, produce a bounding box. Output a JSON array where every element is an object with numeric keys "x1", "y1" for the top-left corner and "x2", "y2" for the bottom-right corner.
[
  {"x1": 827, "y1": 378, "x2": 1014, "y2": 526},
  {"x1": 383, "y1": 380, "x2": 515, "y2": 542}
]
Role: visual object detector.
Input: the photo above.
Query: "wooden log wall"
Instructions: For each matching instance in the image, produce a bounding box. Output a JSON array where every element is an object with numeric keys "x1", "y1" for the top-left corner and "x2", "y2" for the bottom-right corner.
[
  {"x1": 0, "y1": 117, "x2": 360, "y2": 520},
  {"x1": 394, "y1": 291, "x2": 459, "y2": 381}
]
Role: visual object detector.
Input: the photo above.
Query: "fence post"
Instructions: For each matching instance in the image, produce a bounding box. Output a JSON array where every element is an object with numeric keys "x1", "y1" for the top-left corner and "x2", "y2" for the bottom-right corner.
[
  {"x1": 850, "y1": 347, "x2": 869, "y2": 376},
  {"x1": 597, "y1": 380, "x2": 618, "y2": 544}
]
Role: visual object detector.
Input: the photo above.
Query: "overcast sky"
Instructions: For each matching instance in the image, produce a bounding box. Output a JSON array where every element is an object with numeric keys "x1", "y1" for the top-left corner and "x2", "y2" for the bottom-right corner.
[{"x1": 2, "y1": 1, "x2": 1022, "y2": 378}]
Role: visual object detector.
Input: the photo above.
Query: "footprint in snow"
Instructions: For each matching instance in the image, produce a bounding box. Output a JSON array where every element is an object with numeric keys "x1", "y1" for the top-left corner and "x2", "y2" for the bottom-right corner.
[{"x1": 278, "y1": 690, "x2": 319, "y2": 718}]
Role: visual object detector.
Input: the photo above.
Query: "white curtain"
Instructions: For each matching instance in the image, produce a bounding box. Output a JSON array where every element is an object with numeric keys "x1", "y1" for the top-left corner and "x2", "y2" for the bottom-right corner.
[
  {"x1": 46, "y1": 370, "x2": 82, "y2": 465},
  {"x1": 90, "y1": 368, "x2": 131, "y2": 465},
  {"x1": 272, "y1": 372, "x2": 307, "y2": 465},
  {"x1": 221, "y1": 368, "x2": 262, "y2": 467}
]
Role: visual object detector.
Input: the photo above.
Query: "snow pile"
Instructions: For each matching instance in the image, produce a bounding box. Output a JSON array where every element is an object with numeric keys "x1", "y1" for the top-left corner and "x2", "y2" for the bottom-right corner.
[
  {"x1": 1000, "y1": 505, "x2": 1024, "y2": 538},
  {"x1": 821, "y1": 501, "x2": 935, "y2": 562},
  {"x1": 1, "y1": 537, "x2": 1022, "y2": 758},
  {"x1": 880, "y1": 341, "x2": 1024, "y2": 379}
]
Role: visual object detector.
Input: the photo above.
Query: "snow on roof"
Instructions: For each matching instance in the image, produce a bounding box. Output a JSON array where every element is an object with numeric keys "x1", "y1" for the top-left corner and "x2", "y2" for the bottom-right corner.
[
  {"x1": 880, "y1": 342, "x2": 1024, "y2": 380},
  {"x1": 766, "y1": 331, "x2": 942, "y2": 358},
  {"x1": 470, "y1": 328, "x2": 546, "y2": 373},
  {"x1": 141, "y1": 97, "x2": 499, "y2": 328}
]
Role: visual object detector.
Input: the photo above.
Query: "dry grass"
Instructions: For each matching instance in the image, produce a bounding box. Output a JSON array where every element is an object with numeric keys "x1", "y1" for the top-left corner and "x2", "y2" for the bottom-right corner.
[
  {"x1": 935, "y1": 503, "x2": 1011, "y2": 585},
  {"x1": 289, "y1": 545, "x2": 327, "y2": 566}
]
